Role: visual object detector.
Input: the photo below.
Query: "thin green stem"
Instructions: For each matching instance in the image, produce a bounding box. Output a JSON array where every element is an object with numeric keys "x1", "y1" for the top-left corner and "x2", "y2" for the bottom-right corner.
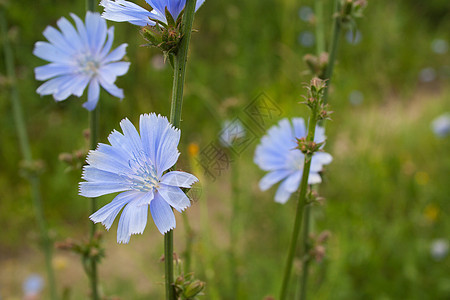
[
  {"x1": 323, "y1": 0, "x2": 342, "y2": 104},
  {"x1": 86, "y1": 0, "x2": 95, "y2": 12},
  {"x1": 88, "y1": 108, "x2": 99, "y2": 300},
  {"x1": 86, "y1": 1, "x2": 99, "y2": 298},
  {"x1": 164, "y1": 231, "x2": 175, "y2": 300},
  {"x1": 279, "y1": 118, "x2": 318, "y2": 300},
  {"x1": 315, "y1": 0, "x2": 325, "y2": 55},
  {"x1": 298, "y1": 203, "x2": 312, "y2": 300},
  {"x1": 166, "y1": 1, "x2": 197, "y2": 299},
  {"x1": 1, "y1": 8, "x2": 58, "y2": 300},
  {"x1": 169, "y1": 0, "x2": 197, "y2": 128}
]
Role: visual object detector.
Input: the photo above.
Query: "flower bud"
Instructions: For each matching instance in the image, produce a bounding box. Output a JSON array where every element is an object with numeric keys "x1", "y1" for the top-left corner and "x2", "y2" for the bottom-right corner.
[{"x1": 183, "y1": 280, "x2": 205, "y2": 298}]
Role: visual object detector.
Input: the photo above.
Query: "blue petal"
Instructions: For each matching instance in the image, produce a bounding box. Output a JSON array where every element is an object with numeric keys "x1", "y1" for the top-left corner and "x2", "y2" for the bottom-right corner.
[
  {"x1": 107, "y1": 129, "x2": 136, "y2": 159},
  {"x1": 56, "y1": 16, "x2": 83, "y2": 50},
  {"x1": 79, "y1": 181, "x2": 131, "y2": 197},
  {"x1": 42, "y1": 25, "x2": 75, "y2": 54},
  {"x1": 83, "y1": 78, "x2": 100, "y2": 111},
  {"x1": 89, "y1": 190, "x2": 139, "y2": 229},
  {"x1": 103, "y1": 44, "x2": 128, "y2": 64},
  {"x1": 53, "y1": 74, "x2": 90, "y2": 100},
  {"x1": 258, "y1": 169, "x2": 291, "y2": 191},
  {"x1": 101, "y1": 0, "x2": 156, "y2": 26},
  {"x1": 117, "y1": 194, "x2": 150, "y2": 243},
  {"x1": 70, "y1": 13, "x2": 89, "y2": 50},
  {"x1": 86, "y1": 143, "x2": 132, "y2": 174},
  {"x1": 254, "y1": 118, "x2": 299, "y2": 171},
  {"x1": 292, "y1": 118, "x2": 306, "y2": 139},
  {"x1": 82, "y1": 165, "x2": 126, "y2": 183},
  {"x1": 99, "y1": 27, "x2": 115, "y2": 59},
  {"x1": 314, "y1": 126, "x2": 327, "y2": 143},
  {"x1": 160, "y1": 171, "x2": 198, "y2": 188},
  {"x1": 308, "y1": 172, "x2": 322, "y2": 185},
  {"x1": 35, "y1": 63, "x2": 75, "y2": 81},
  {"x1": 167, "y1": 0, "x2": 185, "y2": 20},
  {"x1": 150, "y1": 193, "x2": 176, "y2": 234},
  {"x1": 196, "y1": 0, "x2": 206, "y2": 11},
  {"x1": 98, "y1": 78, "x2": 125, "y2": 99},
  {"x1": 99, "y1": 61, "x2": 130, "y2": 83},
  {"x1": 36, "y1": 75, "x2": 74, "y2": 98},
  {"x1": 139, "y1": 113, "x2": 180, "y2": 175},
  {"x1": 119, "y1": 118, "x2": 145, "y2": 157},
  {"x1": 275, "y1": 171, "x2": 301, "y2": 204},
  {"x1": 33, "y1": 41, "x2": 71, "y2": 63},
  {"x1": 310, "y1": 152, "x2": 333, "y2": 172},
  {"x1": 157, "y1": 184, "x2": 191, "y2": 212},
  {"x1": 84, "y1": 12, "x2": 107, "y2": 55}
]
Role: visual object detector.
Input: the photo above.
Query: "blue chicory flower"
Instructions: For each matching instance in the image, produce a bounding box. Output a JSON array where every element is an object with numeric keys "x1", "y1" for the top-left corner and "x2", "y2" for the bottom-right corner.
[
  {"x1": 34, "y1": 12, "x2": 130, "y2": 111},
  {"x1": 101, "y1": 0, "x2": 206, "y2": 26},
  {"x1": 431, "y1": 113, "x2": 450, "y2": 138},
  {"x1": 79, "y1": 113, "x2": 198, "y2": 243},
  {"x1": 23, "y1": 274, "x2": 44, "y2": 297},
  {"x1": 254, "y1": 118, "x2": 332, "y2": 204}
]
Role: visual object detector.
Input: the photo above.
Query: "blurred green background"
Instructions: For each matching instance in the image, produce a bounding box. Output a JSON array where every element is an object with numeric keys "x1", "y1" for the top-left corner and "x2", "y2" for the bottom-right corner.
[{"x1": 1, "y1": 0, "x2": 449, "y2": 299}]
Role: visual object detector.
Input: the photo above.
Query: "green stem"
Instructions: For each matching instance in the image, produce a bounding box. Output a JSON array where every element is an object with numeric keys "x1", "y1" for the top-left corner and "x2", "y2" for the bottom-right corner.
[
  {"x1": 298, "y1": 203, "x2": 312, "y2": 300},
  {"x1": 1, "y1": 8, "x2": 58, "y2": 300},
  {"x1": 169, "y1": 0, "x2": 197, "y2": 128},
  {"x1": 323, "y1": 0, "x2": 342, "y2": 104},
  {"x1": 229, "y1": 155, "x2": 240, "y2": 298},
  {"x1": 164, "y1": 231, "x2": 175, "y2": 300},
  {"x1": 279, "y1": 118, "x2": 318, "y2": 300},
  {"x1": 166, "y1": 1, "x2": 197, "y2": 299},
  {"x1": 85, "y1": 1, "x2": 99, "y2": 299},
  {"x1": 88, "y1": 108, "x2": 99, "y2": 300},
  {"x1": 86, "y1": 0, "x2": 95, "y2": 12},
  {"x1": 315, "y1": 0, "x2": 325, "y2": 55}
]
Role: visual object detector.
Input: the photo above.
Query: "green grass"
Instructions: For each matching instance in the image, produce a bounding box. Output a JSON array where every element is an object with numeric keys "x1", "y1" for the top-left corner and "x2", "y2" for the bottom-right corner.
[{"x1": 0, "y1": 0, "x2": 449, "y2": 299}]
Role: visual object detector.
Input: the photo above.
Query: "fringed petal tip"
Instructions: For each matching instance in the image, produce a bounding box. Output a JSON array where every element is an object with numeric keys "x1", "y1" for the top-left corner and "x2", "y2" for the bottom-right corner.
[
  {"x1": 89, "y1": 216, "x2": 112, "y2": 231},
  {"x1": 141, "y1": 113, "x2": 180, "y2": 132},
  {"x1": 160, "y1": 224, "x2": 175, "y2": 235}
]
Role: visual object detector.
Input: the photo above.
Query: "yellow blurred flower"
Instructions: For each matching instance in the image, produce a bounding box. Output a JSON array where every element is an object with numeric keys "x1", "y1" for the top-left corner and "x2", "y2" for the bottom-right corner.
[
  {"x1": 188, "y1": 143, "x2": 200, "y2": 157},
  {"x1": 53, "y1": 255, "x2": 68, "y2": 271}
]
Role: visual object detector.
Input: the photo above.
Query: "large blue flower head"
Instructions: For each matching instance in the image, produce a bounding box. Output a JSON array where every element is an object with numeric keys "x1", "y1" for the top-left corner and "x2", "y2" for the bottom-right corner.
[
  {"x1": 34, "y1": 12, "x2": 130, "y2": 111},
  {"x1": 79, "y1": 113, "x2": 198, "y2": 243},
  {"x1": 101, "y1": 0, "x2": 206, "y2": 26},
  {"x1": 254, "y1": 118, "x2": 332, "y2": 204}
]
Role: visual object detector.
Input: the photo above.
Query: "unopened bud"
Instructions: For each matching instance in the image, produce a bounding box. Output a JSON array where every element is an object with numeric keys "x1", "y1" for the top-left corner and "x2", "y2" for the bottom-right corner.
[
  {"x1": 83, "y1": 129, "x2": 90, "y2": 141},
  {"x1": 183, "y1": 280, "x2": 205, "y2": 298},
  {"x1": 310, "y1": 77, "x2": 326, "y2": 93},
  {"x1": 312, "y1": 245, "x2": 326, "y2": 262},
  {"x1": 317, "y1": 230, "x2": 332, "y2": 243}
]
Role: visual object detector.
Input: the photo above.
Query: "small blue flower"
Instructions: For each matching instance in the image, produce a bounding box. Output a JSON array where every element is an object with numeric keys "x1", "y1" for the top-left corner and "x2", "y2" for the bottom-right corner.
[
  {"x1": 220, "y1": 119, "x2": 246, "y2": 148},
  {"x1": 80, "y1": 113, "x2": 198, "y2": 243},
  {"x1": 254, "y1": 118, "x2": 332, "y2": 204},
  {"x1": 22, "y1": 274, "x2": 44, "y2": 296},
  {"x1": 431, "y1": 113, "x2": 450, "y2": 138},
  {"x1": 34, "y1": 12, "x2": 130, "y2": 111},
  {"x1": 101, "y1": 0, "x2": 205, "y2": 26}
]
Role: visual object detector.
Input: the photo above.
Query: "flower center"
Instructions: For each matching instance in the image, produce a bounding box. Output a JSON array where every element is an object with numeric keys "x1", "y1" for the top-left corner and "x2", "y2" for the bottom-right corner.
[
  {"x1": 125, "y1": 151, "x2": 159, "y2": 192},
  {"x1": 77, "y1": 54, "x2": 100, "y2": 76}
]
